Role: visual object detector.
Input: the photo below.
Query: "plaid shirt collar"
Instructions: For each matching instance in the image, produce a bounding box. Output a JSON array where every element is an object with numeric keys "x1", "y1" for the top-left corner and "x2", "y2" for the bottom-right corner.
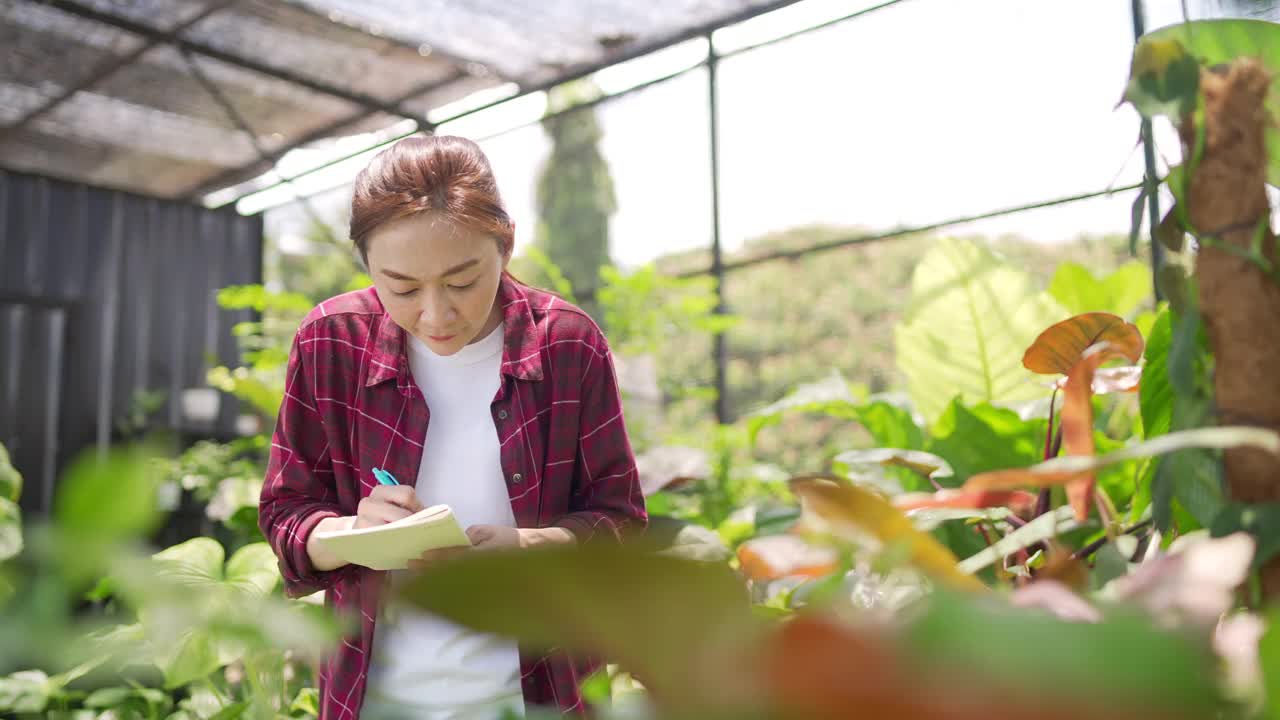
[{"x1": 364, "y1": 273, "x2": 544, "y2": 388}]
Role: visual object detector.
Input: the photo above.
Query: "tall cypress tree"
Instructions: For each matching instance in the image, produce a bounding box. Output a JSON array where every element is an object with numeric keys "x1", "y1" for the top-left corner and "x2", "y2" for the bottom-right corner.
[{"x1": 535, "y1": 81, "x2": 616, "y2": 321}]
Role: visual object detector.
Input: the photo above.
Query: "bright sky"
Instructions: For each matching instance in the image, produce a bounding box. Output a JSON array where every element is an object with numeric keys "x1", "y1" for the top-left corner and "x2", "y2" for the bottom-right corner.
[{"x1": 254, "y1": 0, "x2": 1221, "y2": 269}]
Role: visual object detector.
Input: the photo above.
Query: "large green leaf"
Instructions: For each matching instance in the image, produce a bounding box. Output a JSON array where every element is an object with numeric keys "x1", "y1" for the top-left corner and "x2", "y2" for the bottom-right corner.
[
  {"x1": 1141, "y1": 310, "x2": 1174, "y2": 439},
  {"x1": 142, "y1": 540, "x2": 286, "y2": 687},
  {"x1": 1048, "y1": 261, "x2": 1153, "y2": 319},
  {"x1": 926, "y1": 401, "x2": 1047, "y2": 482},
  {"x1": 895, "y1": 238, "x2": 1068, "y2": 422},
  {"x1": 1144, "y1": 19, "x2": 1280, "y2": 187},
  {"x1": 745, "y1": 373, "x2": 864, "y2": 444},
  {"x1": 55, "y1": 446, "x2": 163, "y2": 543},
  {"x1": 160, "y1": 632, "x2": 221, "y2": 690},
  {"x1": 153, "y1": 537, "x2": 225, "y2": 588},
  {"x1": 855, "y1": 398, "x2": 925, "y2": 450},
  {"x1": 905, "y1": 590, "x2": 1221, "y2": 712},
  {"x1": 398, "y1": 545, "x2": 762, "y2": 716},
  {"x1": 224, "y1": 543, "x2": 280, "y2": 596}
]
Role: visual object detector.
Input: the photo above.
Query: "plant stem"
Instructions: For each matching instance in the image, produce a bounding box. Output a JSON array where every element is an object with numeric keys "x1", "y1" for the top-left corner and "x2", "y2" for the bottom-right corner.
[
  {"x1": 1043, "y1": 387, "x2": 1059, "y2": 461},
  {"x1": 1034, "y1": 489, "x2": 1051, "y2": 520},
  {"x1": 1072, "y1": 519, "x2": 1153, "y2": 560}
]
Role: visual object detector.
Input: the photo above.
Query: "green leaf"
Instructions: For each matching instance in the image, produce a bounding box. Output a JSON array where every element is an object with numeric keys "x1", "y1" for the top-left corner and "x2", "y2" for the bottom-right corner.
[
  {"x1": 83, "y1": 687, "x2": 134, "y2": 709},
  {"x1": 833, "y1": 448, "x2": 953, "y2": 496},
  {"x1": 926, "y1": 401, "x2": 1046, "y2": 482},
  {"x1": 1122, "y1": 37, "x2": 1202, "y2": 120},
  {"x1": 224, "y1": 543, "x2": 280, "y2": 597},
  {"x1": 855, "y1": 398, "x2": 925, "y2": 450},
  {"x1": 905, "y1": 590, "x2": 1221, "y2": 712},
  {"x1": 1130, "y1": 459, "x2": 1156, "y2": 524},
  {"x1": 895, "y1": 238, "x2": 1068, "y2": 422},
  {"x1": 745, "y1": 373, "x2": 864, "y2": 444},
  {"x1": 1260, "y1": 606, "x2": 1280, "y2": 719},
  {"x1": 1049, "y1": 262, "x2": 1152, "y2": 319},
  {"x1": 579, "y1": 667, "x2": 612, "y2": 705},
  {"x1": 1091, "y1": 544, "x2": 1131, "y2": 590},
  {"x1": 0, "y1": 497, "x2": 21, "y2": 562},
  {"x1": 1169, "y1": 449, "x2": 1225, "y2": 528},
  {"x1": 207, "y1": 366, "x2": 283, "y2": 418},
  {"x1": 290, "y1": 687, "x2": 320, "y2": 716},
  {"x1": 207, "y1": 701, "x2": 249, "y2": 720},
  {"x1": 0, "y1": 443, "x2": 21, "y2": 503},
  {"x1": 153, "y1": 537, "x2": 226, "y2": 588},
  {"x1": 56, "y1": 445, "x2": 162, "y2": 540},
  {"x1": 161, "y1": 632, "x2": 221, "y2": 689},
  {"x1": 1211, "y1": 503, "x2": 1280, "y2": 570},
  {"x1": 0, "y1": 671, "x2": 53, "y2": 713},
  {"x1": 398, "y1": 544, "x2": 761, "y2": 714},
  {"x1": 1153, "y1": 457, "x2": 1176, "y2": 533},
  {"x1": 637, "y1": 515, "x2": 731, "y2": 563},
  {"x1": 1145, "y1": 19, "x2": 1280, "y2": 187},
  {"x1": 1140, "y1": 309, "x2": 1174, "y2": 439},
  {"x1": 904, "y1": 506, "x2": 1011, "y2": 532},
  {"x1": 215, "y1": 285, "x2": 312, "y2": 314}
]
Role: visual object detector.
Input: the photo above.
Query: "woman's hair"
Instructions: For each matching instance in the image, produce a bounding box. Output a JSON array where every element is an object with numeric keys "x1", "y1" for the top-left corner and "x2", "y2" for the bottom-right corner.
[{"x1": 349, "y1": 135, "x2": 515, "y2": 261}]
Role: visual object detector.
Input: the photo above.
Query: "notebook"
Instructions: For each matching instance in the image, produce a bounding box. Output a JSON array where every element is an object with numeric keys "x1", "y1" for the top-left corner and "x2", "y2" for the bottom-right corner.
[{"x1": 310, "y1": 504, "x2": 471, "y2": 571}]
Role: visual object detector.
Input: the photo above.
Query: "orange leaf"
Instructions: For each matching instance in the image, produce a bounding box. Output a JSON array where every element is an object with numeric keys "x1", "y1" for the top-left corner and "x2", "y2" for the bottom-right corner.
[
  {"x1": 965, "y1": 466, "x2": 1089, "y2": 491},
  {"x1": 736, "y1": 535, "x2": 838, "y2": 582},
  {"x1": 894, "y1": 489, "x2": 1038, "y2": 514},
  {"x1": 790, "y1": 475, "x2": 986, "y2": 592},
  {"x1": 1022, "y1": 312, "x2": 1145, "y2": 375}
]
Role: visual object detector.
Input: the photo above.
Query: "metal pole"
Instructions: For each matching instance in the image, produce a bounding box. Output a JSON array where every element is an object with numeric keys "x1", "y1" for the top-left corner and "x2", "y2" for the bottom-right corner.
[
  {"x1": 707, "y1": 36, "x2": 729, "y2": 425},
  {"x1": 1131, "y1": 0, "x2": 1165, "y2": 301}
]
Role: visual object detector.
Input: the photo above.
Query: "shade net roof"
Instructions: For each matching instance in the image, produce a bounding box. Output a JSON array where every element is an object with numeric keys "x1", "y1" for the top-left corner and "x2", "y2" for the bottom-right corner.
[{"x1": 0, "y1": 0, "x2": 791, "y2": 201}]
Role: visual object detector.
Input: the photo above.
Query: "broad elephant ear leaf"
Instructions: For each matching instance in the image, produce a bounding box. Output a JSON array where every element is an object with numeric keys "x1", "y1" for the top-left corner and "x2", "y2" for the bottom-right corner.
[{"x1": 894, "y1": 238, "x2": 1067, "y2": 423}]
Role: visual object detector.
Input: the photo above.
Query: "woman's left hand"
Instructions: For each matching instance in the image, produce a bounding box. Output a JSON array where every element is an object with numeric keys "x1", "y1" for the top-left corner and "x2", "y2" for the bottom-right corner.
[{"x1": 466, "y1": 525, "x2": 576, "y2": 550}]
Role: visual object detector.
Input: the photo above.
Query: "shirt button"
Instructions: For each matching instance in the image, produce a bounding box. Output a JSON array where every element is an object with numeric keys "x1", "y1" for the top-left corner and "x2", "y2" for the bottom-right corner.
[
  {"x1": 497, "y1": 409, "x2": 509, "y2": 420},
  {"x1": 511, "y1": 473, "x2": 523, "y2": 484}
]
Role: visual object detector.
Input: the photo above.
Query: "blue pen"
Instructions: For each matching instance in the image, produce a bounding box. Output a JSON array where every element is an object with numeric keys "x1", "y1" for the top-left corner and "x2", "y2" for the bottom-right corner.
[{"x1": 372, "y1": 467, "x2": 400, "y2": 486}]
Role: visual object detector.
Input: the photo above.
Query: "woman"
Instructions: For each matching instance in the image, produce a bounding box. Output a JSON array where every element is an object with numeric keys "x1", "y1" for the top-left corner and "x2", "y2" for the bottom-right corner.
[{"x1": 258, "y1": 135, "x2": 647, "y2": 720}]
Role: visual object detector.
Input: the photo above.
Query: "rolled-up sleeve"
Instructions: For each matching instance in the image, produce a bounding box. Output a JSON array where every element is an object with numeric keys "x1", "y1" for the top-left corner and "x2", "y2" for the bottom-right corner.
[
  {"x1": 554, "y1": 330, "x2": 647, "y2": 543},
  {"x1": 258, "y1": 323, "x2": 354, "y2": 597}
]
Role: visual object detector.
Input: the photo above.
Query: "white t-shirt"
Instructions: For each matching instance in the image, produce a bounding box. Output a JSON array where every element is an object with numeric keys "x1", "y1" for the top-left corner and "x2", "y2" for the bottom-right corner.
[{"x1": 362, "y1": 323, "x2": 524, "y2": 720}]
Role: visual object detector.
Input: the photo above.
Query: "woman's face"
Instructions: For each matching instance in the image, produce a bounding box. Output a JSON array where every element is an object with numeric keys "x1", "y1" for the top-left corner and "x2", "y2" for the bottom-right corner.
[{"x1": 365, "y1": 212, "x2": 510, "y2": 356}]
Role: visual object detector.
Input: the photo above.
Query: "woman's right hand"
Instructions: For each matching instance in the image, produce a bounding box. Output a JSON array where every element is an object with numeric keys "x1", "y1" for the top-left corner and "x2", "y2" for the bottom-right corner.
[{"x1": 353, "y1": 485, "x2": 424, "y2": 529}]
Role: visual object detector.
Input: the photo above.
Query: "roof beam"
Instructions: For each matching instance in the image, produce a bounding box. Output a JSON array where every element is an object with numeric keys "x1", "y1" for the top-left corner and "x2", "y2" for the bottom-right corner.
[
  {"x1": 38, "y1": 0, "x2": 437, "y2": 127},
  {"x1": 213, "y1": 0, "x2": 815, "y2": 206},
  {"x1": 278, "y1": 0, "x2": 512, "y2": 84},
  {"x1": 183, "y1": 68, "x2": 467, "y2": 199},
  {"x1": 0, "y1": 0, "x2": 240, "y2": 145}
]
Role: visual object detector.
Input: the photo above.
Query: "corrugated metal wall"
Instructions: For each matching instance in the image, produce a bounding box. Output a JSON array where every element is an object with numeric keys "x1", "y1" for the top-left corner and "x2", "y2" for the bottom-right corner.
[{"x1": 0, "y1": 169, "x2": 263, "y2": 515}]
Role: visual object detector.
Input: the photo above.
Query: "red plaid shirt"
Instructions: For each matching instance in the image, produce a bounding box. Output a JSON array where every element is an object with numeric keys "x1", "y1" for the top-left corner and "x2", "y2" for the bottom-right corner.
[{"x1": 259, "y1": 276, "x2": 647, "y2": 719}]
